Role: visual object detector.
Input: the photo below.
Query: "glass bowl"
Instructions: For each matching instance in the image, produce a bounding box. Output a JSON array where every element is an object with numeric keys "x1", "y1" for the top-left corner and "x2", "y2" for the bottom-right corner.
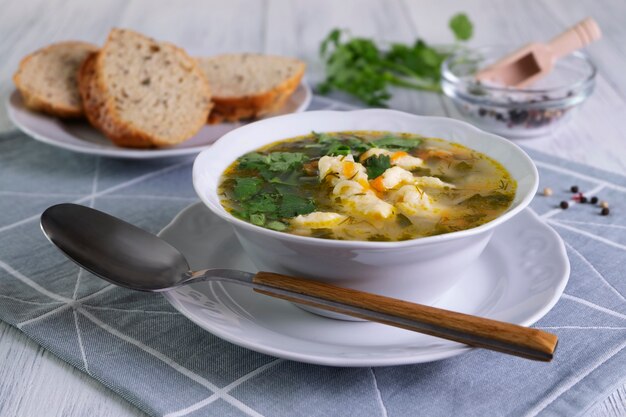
[{"x1": 441, "y1": 45, "x2": 596, "y2": 138}]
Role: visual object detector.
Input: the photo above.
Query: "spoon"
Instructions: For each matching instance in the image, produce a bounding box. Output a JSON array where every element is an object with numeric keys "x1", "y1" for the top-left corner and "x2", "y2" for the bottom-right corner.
[
  {"x1": 41, "y1": 203, "x2": 558, "y2": 362},
  {"x1": 476, "y1": 17, "x2": 601, "y2": 88}
]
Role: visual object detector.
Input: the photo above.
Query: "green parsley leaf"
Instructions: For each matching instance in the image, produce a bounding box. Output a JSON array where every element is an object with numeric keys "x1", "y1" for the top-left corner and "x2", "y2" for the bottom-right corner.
[
  {"x1": 266, "y1": 221, "x2": 287, "y2": 231},
  {"x1": 371, "y1": 135, "x2": 422, "y2": 151},
  {"x1": 454, "y1": 161, "x2": 473, "y2": 172},
  {"x1": 396, "y1": 213, "x2": 413, "y2": 228},
  {"x1": 385, "y1": 40, "x2": 446, "y2": 85},
  {"x1": 310, "y1": 228, "x2": 334, "y2": 239},
  {"x1": 233, "y1": 178, "x2": 262, "y2": 200},
  {"x1": 313, "y1": 132, "x2": 334, "y2": 143},
  {"x1": 313, "y1": 132, "x2": 372, "y2": 157},
  {"x1": 460, "y1": 193, "x2": 513, "y2": 210},
  {"x1": 249, "y1": 213, "x2": 265, "y2": 226},
  {"x1": 237, "y1": 151, "x2": 308, "y2": 173},
  {"x1": 247, "y1": 194, "x2": 279, "y2": 214},
  {"x1": 269, "y1": 170, "x2": 301, "y2": 186},
  {"x1": 267, "y1": 152, "x2": 308, "y2": 172},
  {"x1": 238, "y1": 153, "x2": 270, "y2": 170},
  {"x1": 367, "y1": 234, "x2": 392, "y2": 242},
  {"x1": 320, "y1": 28, "x2": 342, "y2": 57},
  {"x1": 363, "y1": 154, "x2": 391, "y2": 179},
  {"x1": 326, "y1": 142, "x2": 352, "y2": 156},
  {"x1": 449, "y1": 13, "x2": 473, "y2": 41},
  {"x1": 279, "y1": 194, "x2": 316, "y2": 217}
]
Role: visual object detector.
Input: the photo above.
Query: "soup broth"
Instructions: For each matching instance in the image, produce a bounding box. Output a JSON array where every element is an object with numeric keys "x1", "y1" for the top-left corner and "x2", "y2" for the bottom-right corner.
[{"x1": 218, "y1": 131, "x2": 517, "y2": 241}]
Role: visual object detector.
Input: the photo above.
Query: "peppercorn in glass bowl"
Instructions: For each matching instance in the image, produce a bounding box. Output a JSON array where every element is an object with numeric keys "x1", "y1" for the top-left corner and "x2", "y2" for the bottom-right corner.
[{"x1": 441, "y1": 45, "x2": 596, "y2": 138}]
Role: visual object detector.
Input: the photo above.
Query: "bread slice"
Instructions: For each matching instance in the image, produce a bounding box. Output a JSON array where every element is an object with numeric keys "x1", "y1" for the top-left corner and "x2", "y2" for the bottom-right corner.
[
  {"x1": 13, "y1": 41, "x2": 98, "y2": 118},
  {"x1": 78, "y1": 53, "x2": 134, "y2": 143},
  {"x1": 197, "y1": 54, "x2": 305, "y2": 124},
  {"x1": 79, "y1": 28, "x2": 212, "y2": 148}
]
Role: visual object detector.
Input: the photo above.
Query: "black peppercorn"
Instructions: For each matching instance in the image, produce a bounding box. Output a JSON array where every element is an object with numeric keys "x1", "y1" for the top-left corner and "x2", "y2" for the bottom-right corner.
[
  {"x1": 560, "y1": 201, "x2": 569, "y2": 209},
  {"x1": 601, "y1": 207, "x2": 610, "y2": 216},
  {"x1": 570, "y1": 185, "x2": 579, "y2": 193},
  {"x1": 509, "y1": 109, "x2": 529, "y2": 124},
  {"x1": 590, "y1": 196, "x2": 598, "y2": 204}
]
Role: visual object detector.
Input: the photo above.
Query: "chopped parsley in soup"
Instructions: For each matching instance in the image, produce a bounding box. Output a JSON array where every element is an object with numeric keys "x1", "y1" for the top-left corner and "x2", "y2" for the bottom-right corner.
[{"x1": 218, "y1": 131, "x2": 517, "y2": 241}]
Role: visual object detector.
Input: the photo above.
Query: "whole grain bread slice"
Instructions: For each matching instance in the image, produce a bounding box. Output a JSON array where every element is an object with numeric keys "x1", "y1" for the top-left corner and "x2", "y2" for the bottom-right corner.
[
  {"x1": 197, "y1": 54, "x2": 305, "y2": 124},
  {"x1": 13, "y1": 41, "x2": 98, "y2": 118},
  {"x1": 79, "y1": 52, "x2": 157, "y2": 148},
  {"x1": 81, "y1": 28, "x2": 212, "y2": 148}
]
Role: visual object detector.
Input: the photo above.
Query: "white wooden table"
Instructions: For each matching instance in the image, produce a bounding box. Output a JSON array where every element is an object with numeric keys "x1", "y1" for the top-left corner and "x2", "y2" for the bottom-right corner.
[{"x1": 1, "y1": 1, "x2": 625, "y2": 416}]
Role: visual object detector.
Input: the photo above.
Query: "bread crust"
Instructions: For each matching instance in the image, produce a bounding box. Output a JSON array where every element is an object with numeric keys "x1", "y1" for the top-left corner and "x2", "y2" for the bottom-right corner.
[
  {"x1": 78, "y1": 52, "x2": 155, "y2": 148},
  {"x1": 81, "y1": 29, "x2": 212, "y2": 148},
  {"x1": 77, "y1": 53, "x2": 102, "y2": 129},
  {"x1": 203, "y1": 56, "x2": 305, "y2": 124},
  {"x1": 13, "y1": 41, "x2": 98, "y2": 118}
]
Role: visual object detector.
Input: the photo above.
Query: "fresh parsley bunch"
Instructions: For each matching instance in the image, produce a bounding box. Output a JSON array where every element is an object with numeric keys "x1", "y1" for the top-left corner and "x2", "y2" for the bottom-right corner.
[{"x1": 318, "y1": 13, "x2": 473, "y2": 106}]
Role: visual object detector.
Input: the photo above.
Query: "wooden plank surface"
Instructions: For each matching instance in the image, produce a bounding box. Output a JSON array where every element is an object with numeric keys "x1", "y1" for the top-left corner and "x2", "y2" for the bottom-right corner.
[{"x1": 0, "y1": 1, "x2": 625, "y2": 416}]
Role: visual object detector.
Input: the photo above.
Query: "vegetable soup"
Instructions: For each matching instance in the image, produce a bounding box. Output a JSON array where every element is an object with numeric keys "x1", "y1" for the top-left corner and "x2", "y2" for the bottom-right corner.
[{"x1": 218, "y1": 131, "x2": 516, "y2": 241}]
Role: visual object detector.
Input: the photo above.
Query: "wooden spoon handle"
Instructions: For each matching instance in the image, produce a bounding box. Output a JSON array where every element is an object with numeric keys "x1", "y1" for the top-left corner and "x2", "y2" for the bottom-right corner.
[
  {"x1": 549, "y1": 17, "x2": 601, "y2": 59},
  {"x1": 253, "y1": 272, "x2": 558, "y2": 361}
]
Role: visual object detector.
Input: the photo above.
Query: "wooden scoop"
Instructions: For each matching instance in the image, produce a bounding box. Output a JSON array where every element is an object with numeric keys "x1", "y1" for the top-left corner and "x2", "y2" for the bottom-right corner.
[{"x1": 476, "y1": 17, "x2": 601, "y2": 88}]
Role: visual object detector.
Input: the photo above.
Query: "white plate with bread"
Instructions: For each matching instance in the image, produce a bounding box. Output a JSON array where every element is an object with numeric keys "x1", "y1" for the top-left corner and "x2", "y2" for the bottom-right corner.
[{"x1": 8, "y1": 29, "x2": 311, "y2": 159}]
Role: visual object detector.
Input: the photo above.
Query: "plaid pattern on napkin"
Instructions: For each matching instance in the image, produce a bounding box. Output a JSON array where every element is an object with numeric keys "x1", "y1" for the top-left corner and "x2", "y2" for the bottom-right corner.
[{"x1": 0, "y1": 97, "x2": 625, "y2": 417}]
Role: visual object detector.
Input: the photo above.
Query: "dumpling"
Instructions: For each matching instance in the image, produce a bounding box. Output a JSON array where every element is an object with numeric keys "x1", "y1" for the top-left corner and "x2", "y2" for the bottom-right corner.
[
  {"x1": 318, "y1": 155, "x2": 368, "y2": 186},
  {"x1": 415, "y1": 176, "x2": 454, "y2": 189},
  {"x1": 332, "y1": 180, "x2": 366, "y2": 197},
  {"x1": 389, "y1": 185, "x2": 433, "y2": 215},
  {"x1": 291, "y1": 212, "x2": 348, "y2": 228},
  {"x1": 332, "y1": 180, "x2": 395, "y2": 220},
  {"x1": 389, "y1": 151, "x2": 423, "y2": 170},
  {"x1": 343, "y1": 193, "x2": 395, "y2": 220},
  {"x1": 370, "y1": 166, "x2": 415, "y2": 191}
]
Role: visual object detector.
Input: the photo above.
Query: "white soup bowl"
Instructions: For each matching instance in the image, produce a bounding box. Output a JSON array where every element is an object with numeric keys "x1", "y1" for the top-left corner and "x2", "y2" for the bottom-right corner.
[{"x1": 193, "y1": 110, "x2": 538, "y2": 318}]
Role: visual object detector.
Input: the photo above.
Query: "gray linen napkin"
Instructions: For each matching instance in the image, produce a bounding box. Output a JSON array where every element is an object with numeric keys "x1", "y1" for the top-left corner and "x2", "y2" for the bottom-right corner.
[{"x1": 0, "y1": 97, "x2": 625, "y2": 417}]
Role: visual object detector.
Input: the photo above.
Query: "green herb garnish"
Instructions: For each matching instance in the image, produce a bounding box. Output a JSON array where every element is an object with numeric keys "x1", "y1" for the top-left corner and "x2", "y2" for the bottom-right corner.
[
  {"x1": 228, "y1": 151, "x2": 319, "y2": 228},
  {"x1": 454, "y1": 161, "x2": 473, "y2": 172},
  {"x1": 233, "y1": 178, "x2": 262, "y2": 200},
  {"x1": 279, "y1": 193, "x2": 316, "y2": 218},
  {"x1": 367, "y1": 234, "x2": 392, "y2": 242},
  {"x1": 246, "y1": 193, "x2": 280, "y2": 214},
  {"x1": 363, "y1": 154, "x2": 391, "y2": 179},
  {"x1": 267, "y1": 221, "x2": 288, "y2": 231},
  {"x1": 249, "y1": 213, "x2": 266, "y2": 226},
  {"x1": 396, "y1": 213, "x2": 413, "y2": 228},
  {"x1": 310, "y1": 228, "x2": 335, "y2": 239},
  {"x1": 238, "y1": 152, "x2": 308, "y2": 173},
  {"x1": 371, "y1": 135, "x2": 421, "y2": 151},
  {"x1": 460, "y1": 193, "x2": 513, "y2": 210},
  {"x1": 313, "y1": 132, "x2": 372, "y2": 156},
  {"x1": 449, "y1": 13, "x2": 473, "y2": 41},
  {"x1": 318, "y1": 14, "x2": 473, "y2": 106}
]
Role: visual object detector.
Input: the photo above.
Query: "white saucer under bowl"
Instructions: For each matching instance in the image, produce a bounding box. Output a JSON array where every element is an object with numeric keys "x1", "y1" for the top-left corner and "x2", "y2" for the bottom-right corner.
[
  {"x1": 161, "y1": 203, "x2": 569, "y2": 367},
  {"x1": 6, "y1": 82, "x2": 311, "y2": 159}
]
